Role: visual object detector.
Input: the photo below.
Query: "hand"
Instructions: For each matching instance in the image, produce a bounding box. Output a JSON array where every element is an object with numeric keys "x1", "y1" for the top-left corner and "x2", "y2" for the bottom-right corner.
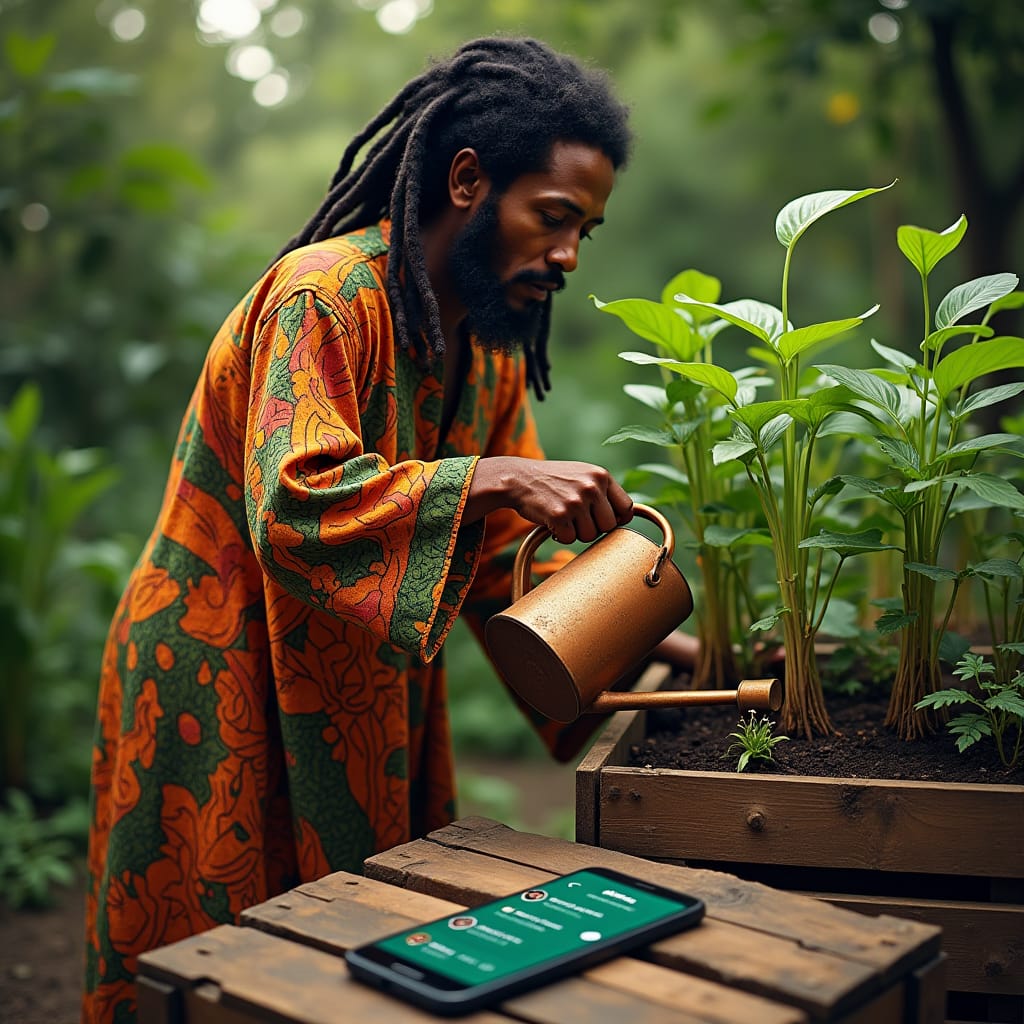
[{"x1": 465, "y1": 456, "x2": 633, "y2": 543}]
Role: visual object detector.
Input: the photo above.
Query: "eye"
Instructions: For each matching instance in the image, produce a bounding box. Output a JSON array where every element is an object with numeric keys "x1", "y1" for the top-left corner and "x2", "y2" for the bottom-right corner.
[{"x1": 540, "y1": 211, "x2": 564, "y2": 229}]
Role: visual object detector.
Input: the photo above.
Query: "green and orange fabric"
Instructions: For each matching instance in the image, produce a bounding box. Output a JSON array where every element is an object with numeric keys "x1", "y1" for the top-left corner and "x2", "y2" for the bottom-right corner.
[{"x1": 83, "y1": 222, "x2": 583, "y2": 1024}]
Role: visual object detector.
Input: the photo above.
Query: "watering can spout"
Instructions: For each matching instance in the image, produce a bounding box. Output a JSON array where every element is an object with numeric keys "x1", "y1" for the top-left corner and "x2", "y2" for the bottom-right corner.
[{"x1": 587, "y1": 677, "x2": 783, "y2": 715}]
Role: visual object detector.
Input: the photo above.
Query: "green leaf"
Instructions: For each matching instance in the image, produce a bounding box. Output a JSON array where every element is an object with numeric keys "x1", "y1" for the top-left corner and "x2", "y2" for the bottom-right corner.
[
  {"x1": 990, "y1": 291, "x2": 1024, "y2": 316},
  {"x1": 915, "y1": 689, "x2": 973, "y2": 709},
  {"x1": 870, "y1": 338, "x2": 917, "y2": 371},
  {"x1": 672, "y1": 297, "x2": 786, "y2": 345},
  {"x1": 603, "y1": 425, "x2": 678, "y2": 447},
  {"x1": 777, "y1": 309, "x2": 878, "y2": 363},
  {"x1": 876, "y1": 437, "x2": 921, "y2": 477},
  {"x1": 876, "y1": 610, "x2": 917, "y2": 635},
  {"x1": 729, "y1": 399, "x2": 806, "y2": 434},
  {"x1": 736, "y1": 751, "x2": 751, "y2": 773},
  {"x1": 750, "y1": 609, "x2": 786, "y2": 632},
  {"x1": 775, "y1": 182, "x2": 896, "y2": 248},
  {"x1": 619, "y1": 353, "x2": 740, "y2": 404},
  {"x1": 936, "y1": 432, "x2": 1024, "y2": 462},
  {"x1": 703, "y1": 525, "x2": 773, "y2": 548},
  {"x1": 922, "y1": 324, "x2": 994, "y2": 352},
  {"x1": 712, "y1": 439, "x2": 757, "y2": 465},
  {"x1": 932, "y1": 336, "x2": 1024, "y2": 399},
  {"x1": 905, "y1": 562, "x2": 959, "y2": 582},
  {"x1": 798, "y1": 528, "x2": 897, "y2": 557},
  {"x1": 897, "y1": 216, "x2": 967, "y2": 278},
  {"x1": 987, "y1": 692, "x2": 1024, "y2": 717},
  {"x1": 939, "y1": 632, "x2": 972, "y2": 666},
  {"x1": 935, "y1": 274, "x2": 1020, "y2": 330},
  {"x1": 4, "y1": 32, "x2": 55, "y2": 78},
  {"x1": 595, "y1": 296, "x2": 696, "y2": 359},
  {"x1": 759, "y1": 414, "x2": 792, "y2": 451},
  {"x1": 955, "y1": 473, "x2": 1024, "y2": 511},
  {"x1": 816, "y1": 364, "x2": 903, "y2": 421},
  {"x1": 956, "y1": 382, "x2": 1024, "y2": 419},
  {"x1": 661, "y1": 269, "x2": 721, "y2": 311},
  {"x1": 622, "y1": 384, "x2": 671, "y2": 411},
  {"x1": 971, "y1": 558, "x2": 1024, "y2": 579}
]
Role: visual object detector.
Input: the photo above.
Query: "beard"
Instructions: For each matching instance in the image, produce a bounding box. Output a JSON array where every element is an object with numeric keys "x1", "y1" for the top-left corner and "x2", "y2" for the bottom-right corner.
[{"x1": 448, "y1": 191, "x2": 565, "y2": 355}]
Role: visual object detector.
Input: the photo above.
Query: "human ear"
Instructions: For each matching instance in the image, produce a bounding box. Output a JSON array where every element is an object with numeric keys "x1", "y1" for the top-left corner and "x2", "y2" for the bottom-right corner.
[{"x1": 448, "y1": 148, "x2": 488, "y2": 210}]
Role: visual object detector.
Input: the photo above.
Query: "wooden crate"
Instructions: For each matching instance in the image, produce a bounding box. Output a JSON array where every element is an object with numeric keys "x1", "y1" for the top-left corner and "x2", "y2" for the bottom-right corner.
[
  {"x1": 138, "y1": 815, "x2": 944, "y2": 1024},
  {"x1": 576, "y1": 666, "x2": 1024, "y2": 1024}
]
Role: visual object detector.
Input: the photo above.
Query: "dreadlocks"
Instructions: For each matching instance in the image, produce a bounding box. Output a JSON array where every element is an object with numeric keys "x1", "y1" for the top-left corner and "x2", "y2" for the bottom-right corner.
[{"x1": 274, "y1": 36, "x2": 631, "y2": 400}]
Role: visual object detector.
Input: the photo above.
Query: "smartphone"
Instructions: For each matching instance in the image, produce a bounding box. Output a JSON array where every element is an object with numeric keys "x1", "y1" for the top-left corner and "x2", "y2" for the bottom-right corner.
[{"x1": 345, "y1": 866, "x2": 705, "y2": 1016}]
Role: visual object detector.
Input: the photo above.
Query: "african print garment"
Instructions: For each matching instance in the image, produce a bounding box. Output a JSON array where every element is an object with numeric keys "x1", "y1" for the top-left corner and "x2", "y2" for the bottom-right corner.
[{"x1": 82, "y1": 222, "x2": 586, "y2": 1024}]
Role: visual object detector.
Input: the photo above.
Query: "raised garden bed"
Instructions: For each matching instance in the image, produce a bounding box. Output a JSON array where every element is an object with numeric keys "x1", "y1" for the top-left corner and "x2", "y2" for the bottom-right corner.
[{"x1": 575, "y1": 663, "x2": 1024, "y2": 1024}]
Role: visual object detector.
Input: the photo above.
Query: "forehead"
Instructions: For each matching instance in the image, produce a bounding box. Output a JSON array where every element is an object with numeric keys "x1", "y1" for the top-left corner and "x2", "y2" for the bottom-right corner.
[{"x1": 503, "y1": 141, "x2": 616, "y2": 218}]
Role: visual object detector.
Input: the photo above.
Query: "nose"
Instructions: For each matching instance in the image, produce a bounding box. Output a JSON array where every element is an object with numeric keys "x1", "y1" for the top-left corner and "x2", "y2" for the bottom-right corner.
[{"x1": 547, "y1": 239, "x2": 579, "y2": 274}]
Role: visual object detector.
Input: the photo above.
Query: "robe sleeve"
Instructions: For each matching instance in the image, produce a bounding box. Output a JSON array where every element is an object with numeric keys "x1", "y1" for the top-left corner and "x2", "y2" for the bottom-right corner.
[{"x1": 244, "y1": 287, "x2": 484, "y2": 662}]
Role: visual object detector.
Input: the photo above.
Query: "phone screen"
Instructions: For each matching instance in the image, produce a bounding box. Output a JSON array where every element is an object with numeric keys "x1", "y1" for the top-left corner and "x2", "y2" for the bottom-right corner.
[{"x1": 367, "y1": 868, "x2": 697, "y2": 987}]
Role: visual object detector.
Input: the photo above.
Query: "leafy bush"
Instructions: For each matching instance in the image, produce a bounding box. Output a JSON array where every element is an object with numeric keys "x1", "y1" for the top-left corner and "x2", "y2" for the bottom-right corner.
[{"x1": 0, "y1": 790, "x2": 89, "y2": 909}]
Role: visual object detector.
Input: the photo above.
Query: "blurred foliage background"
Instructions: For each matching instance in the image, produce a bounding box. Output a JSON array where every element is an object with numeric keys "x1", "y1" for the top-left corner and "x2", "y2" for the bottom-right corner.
[{"x1": 1, "y1": 0, "x2": 1021, "y2": 873}]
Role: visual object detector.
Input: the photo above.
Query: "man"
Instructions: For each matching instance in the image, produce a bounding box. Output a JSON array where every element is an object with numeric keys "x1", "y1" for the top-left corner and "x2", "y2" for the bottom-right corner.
[{"x1": 83, "y1": 36, "x2": 691, "y2": 1023}]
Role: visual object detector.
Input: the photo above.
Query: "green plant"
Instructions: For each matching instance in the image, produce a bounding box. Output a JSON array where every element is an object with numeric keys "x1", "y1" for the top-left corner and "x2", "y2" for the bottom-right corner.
[
  {"x1": 597, "y1": 185, "x2": 900, "y2": 738},
  {"x1": 915, "y1": 652, "x2": 1024, "y2": 769},
  {"x1": 595, "y1": 271, "x2": 774, "y2": 689},
  {"x1": 0, "y1": 383, "x2": 123, "y2": 795},
  {"x1": 828, "y1": 217, "x2": 1024, "y2": 737},
  {"x1": 0, "y1": 790, "x2": 89, "y2": 908},
  {"x1": 723, "y1": 711, "x2": 789, "y2": 772}
]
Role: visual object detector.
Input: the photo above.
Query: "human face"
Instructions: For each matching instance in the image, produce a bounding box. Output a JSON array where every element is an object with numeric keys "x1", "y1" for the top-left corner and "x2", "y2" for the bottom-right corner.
[{"x1": 449, "y1": 141, "x2": 615, "y2": 353}]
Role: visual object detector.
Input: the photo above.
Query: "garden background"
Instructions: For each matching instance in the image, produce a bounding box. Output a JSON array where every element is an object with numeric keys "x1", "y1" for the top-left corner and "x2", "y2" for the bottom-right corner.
[{"x1": 2, "y1": 0, "x2": 1022, "y2": 915}]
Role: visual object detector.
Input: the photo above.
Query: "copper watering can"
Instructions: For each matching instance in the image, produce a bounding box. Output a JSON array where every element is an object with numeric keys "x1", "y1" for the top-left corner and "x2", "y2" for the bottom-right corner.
[{"x1": 485, "y1": 504, "x2": 781, "y2": 724}]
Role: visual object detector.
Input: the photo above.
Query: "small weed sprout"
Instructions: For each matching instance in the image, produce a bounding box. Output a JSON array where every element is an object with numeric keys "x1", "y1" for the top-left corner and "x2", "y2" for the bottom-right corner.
[
  {"x1": 915, "y1": 652, "x2": 1024, "y2": 769},
  {"x1": 724, "y1": 711, "x2": 790, "y2": 773}
]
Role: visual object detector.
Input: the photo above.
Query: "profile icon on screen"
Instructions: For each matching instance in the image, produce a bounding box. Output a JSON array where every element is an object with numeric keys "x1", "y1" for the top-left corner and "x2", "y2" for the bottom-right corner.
[
  {"x1": 449, "y1": 916, "x2": 477, "y2": 929},
  {"x1": 522, "y1": 889, "x2": 548, "y2": 902},
  {"x1": 405, "y1": 932, "x2": 430, "y2": 946}
]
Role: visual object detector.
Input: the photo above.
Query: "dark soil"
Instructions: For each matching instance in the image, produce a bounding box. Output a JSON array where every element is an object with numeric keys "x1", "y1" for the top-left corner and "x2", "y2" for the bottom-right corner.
[
  {"x1": 0, "y1": 868, "x2": 86, "y2": 1024},
  {"x1": 632, "y1": 695, "x2": 1024, "y2": 785}
]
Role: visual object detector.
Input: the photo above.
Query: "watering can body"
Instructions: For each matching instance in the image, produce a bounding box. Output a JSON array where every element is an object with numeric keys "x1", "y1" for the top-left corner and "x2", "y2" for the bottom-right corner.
[{"x1": 485, "y1": 505, "x2": 695, "y2": 723}]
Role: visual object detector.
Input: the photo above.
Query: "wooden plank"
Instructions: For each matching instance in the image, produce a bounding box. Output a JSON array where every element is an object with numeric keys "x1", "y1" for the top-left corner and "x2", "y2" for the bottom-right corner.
[
  {"x1": 592, "y1": 768, "x2": 1024, "y2": 878},
  {"x1": 496, "y1": 973, "x2": 717, "y2": 1024},
  {"x1": 241, "y1": 869, "x2": 464, "y2": 951},
  {"x1": 365, "y1": 834, "x2": 925, "y2": 1020},
  {"x1": 831, "y1": 982, "x2": 904, "y2": 1024},
  {"x1": 815, "y1": 893, "x2": 1024, "y2": 996},
  {"x1": 136, "y1": 975, "x2": 181, "y2": 1024},
  {"x1": 908, "y1": 954, "x2": 946, "y2": 1024},
  {"x1": 576, "y1": 666, "x2": 667, "y2": 845},
  {"x1": 397, "y1": 817, "x2": 942, "y2": 983},
  {"x1": 137, "y1": 924, "x2": 509, "y2": 1023},
  {"x1": 582, "y1": 958, "x2": 806, "y2": 1024},
  {"x1": 244, "y1": 867, "x2": 802, "y2": 1023}
]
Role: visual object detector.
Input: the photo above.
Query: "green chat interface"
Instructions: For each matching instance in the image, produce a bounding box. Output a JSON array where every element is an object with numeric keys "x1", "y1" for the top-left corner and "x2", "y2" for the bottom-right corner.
[{"x1": 374, "y1": 869, "x2": 687, "y2": 985}]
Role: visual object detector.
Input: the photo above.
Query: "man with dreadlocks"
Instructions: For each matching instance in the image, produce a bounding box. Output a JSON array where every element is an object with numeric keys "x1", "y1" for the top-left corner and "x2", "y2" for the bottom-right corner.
[{"x1": 84, "y1": 35, "x2": 692, "y2": 1023}]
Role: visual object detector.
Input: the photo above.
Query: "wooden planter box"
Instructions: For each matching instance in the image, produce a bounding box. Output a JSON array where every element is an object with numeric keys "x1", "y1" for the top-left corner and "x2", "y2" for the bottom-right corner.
[{"x1": 576, "y1": 665, "x2": 1024, "y2": 1024}]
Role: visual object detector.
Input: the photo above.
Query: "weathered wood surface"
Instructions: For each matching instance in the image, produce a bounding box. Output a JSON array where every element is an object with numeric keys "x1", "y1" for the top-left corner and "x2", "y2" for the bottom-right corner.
[
  {"x1": 592, "y1": 766, "x2": 1024, "y2": 876},
  {"x1": 815, "y1": 892, "x2": 1024, "y2": 995},
  {"x1": 138, "y1": 816, "x2": 943, "y2": 1024},
  {"x1": 137, "y1": 924, "x2": 505, "y2": 1023},
  {"x1": 243, "y1": 869, "x2": 806, "y2": 1024},
  {"x1": 576, "y1": 664, "x2": 665, "y2": 846},
  {"x1": 365, "y1": 816, "x2": 941, "y2": 1021}
]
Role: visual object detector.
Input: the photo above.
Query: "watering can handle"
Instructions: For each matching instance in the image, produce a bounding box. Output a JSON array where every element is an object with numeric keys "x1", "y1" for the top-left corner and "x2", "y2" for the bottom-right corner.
[{"x1": 510, "y1": 503, "x2": 676, "y2": 603}]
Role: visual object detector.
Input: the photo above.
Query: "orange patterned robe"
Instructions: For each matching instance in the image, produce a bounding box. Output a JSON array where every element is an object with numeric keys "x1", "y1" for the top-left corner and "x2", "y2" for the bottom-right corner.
[{"x1": 83, "y1": 222, "x2": 587, "y2": 1023}]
